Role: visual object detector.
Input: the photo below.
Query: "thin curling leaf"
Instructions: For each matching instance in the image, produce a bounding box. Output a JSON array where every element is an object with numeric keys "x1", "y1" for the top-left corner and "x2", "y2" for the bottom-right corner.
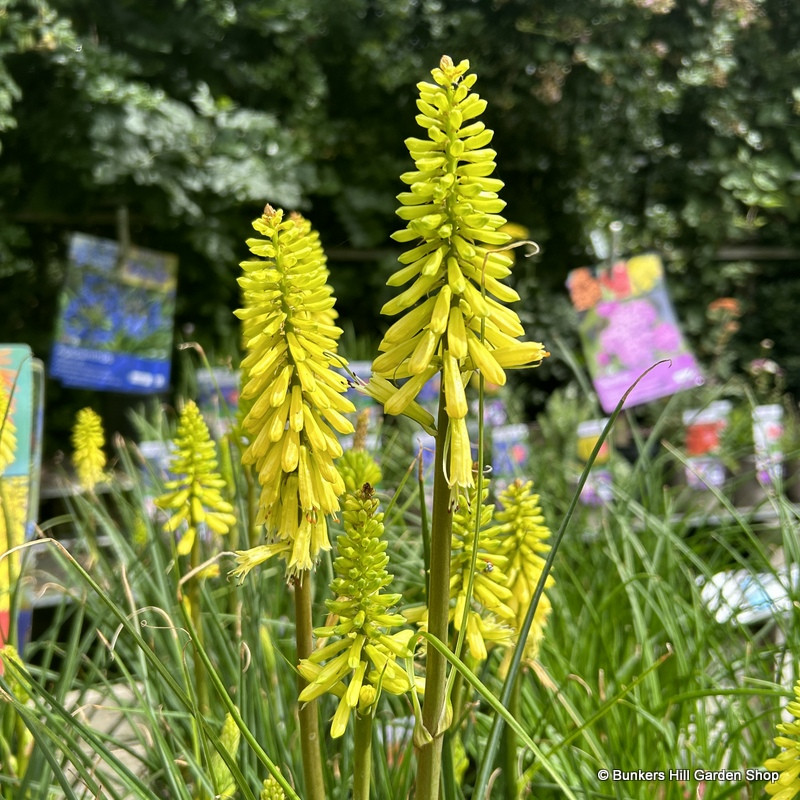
[
  {"x1": 235, "y1": 205, "x2": 354, "y2": 576},
  {"x1": 297, "y1": 484, "x2": 415, "y2": 738},
  {"x1": 373, "y1": 55, "x2": 549, "y2": 502},
  {"x1": 155, "y1": 401, "x2": 236, "y2": 558},
  {"x1": 71, "y1": 407, "x2": 106, "y2": 492}
]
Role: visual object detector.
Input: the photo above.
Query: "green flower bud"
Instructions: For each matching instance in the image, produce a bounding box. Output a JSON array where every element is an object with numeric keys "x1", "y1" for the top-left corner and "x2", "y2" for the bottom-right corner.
[
  {"x1": 297, "y1": 484, "x2": 415, "y2": 738},
  {"x1": 260, "y1": 776, "x2": 286, "y2": 800},
  {"x1": 209, "y1": 712, "x2": 240, "y2": 799}
]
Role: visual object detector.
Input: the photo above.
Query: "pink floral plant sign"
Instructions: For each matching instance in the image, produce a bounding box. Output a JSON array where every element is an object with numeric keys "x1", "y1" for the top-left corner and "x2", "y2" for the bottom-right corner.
[{"x1": 566, "y1": 254, "x2": 703, "y2": 413}]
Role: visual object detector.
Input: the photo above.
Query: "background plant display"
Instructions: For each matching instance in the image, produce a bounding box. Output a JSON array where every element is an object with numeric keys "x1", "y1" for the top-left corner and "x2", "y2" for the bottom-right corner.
[
  {"x1": 567, "y1": 254, "x2": 704, "y2": 412},
  {"x1": 51, "y1": 233, "x2": 177, "y2": 393}
]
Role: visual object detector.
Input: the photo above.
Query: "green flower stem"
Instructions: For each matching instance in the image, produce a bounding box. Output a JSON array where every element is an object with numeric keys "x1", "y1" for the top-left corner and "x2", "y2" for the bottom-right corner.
[
  {"x1": 1, "y1": 705, "x2": 14, "y2": 791},
  {"x1": 294, "y1": 574, "x2": 326, "y2": 800},
  {"x1": 353, "y1": 711, "x2": 374, "y2": 800},
  {"x1": 449, "y1": 669, "x2": 466, "y2": 732},
  {"x1": 188, "y1": 537, "x2": 209, "y2": 716},
  {"x1": 442, "y1": 668, "x2": 466, "y2": 800},
  {"x1": 416, "y1": 395, "x2": 454, "y2": 800},
  {"x1": 472, "y1": 363, "x2": 666, "y2": 798},
  {"x1": 501, "y1": 672, "x2": 522, "y2": 800},
  {"x1": 83, "y1": 491, "x2": 102, "y2": 571}
]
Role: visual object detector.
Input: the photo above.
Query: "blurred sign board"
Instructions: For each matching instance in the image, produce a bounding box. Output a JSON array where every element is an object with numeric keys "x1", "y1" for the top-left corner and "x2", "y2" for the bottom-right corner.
[
  {"x1": 51, "y1": 233, "x2": 177, "y2": 393},
  {"x1": 566, "y1": 254, "x2": 703, "y2": 412}
]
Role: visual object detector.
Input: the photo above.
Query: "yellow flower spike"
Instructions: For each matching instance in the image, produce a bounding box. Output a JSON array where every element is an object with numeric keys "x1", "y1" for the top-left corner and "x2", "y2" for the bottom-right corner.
[
  {"x1": 71, "y1": 407, "x2": 106, "y2": 492},
  {"x1": 374, "y1": 55, "x2": 549, "y2": 501},
  {"x1": 766, "y1": 680, "x2": 800, "y2": 800},
  {"x1": 495, "y1": 480, "x2": 555, "y2": 670},
  {"x1": 235, "y1": 205, "x2": 354, "y2": 576},
  {"x1": 297, "y1": 484, "x2": 416, "y2": 738},
  {"x1": 338, "y1": 449, "x2": 383, "y2": 494},
  {"x1": 448, "y1": 477, "x2": 516, "y2": 659},
  {"x1": 156, "y1": 401, "x2": 235, "y2": 559},
  {"x1": 409, "y1": 473, "x2": 517, "y2": 662}
]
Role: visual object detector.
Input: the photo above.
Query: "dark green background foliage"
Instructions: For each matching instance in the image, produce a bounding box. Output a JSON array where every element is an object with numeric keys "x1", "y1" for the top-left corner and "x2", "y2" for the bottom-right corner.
[{"x1": 1, "y1": 0, "x2": 799, "y2": 447}]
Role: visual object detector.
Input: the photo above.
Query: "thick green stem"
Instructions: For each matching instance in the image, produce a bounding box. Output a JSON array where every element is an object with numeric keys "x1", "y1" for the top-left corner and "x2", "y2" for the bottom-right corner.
[
  {"x1": 353, "y1": 710, "x2": 374, "y2": 800},
  {"x1": 294, "y1": 574, "x2": 326, "y2": 800},
  {"x1": 415, "y1": 396, "x2": 454, "y2": 800}
]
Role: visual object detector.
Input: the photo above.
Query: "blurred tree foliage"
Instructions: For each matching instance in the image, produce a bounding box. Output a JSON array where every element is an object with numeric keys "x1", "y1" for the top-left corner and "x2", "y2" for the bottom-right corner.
[{"x1": 1, "y1": 0, "x2": 798, "y2": 443}]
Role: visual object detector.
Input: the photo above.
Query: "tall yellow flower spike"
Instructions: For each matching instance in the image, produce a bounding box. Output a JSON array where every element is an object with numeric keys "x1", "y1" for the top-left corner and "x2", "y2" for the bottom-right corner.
[
  {"x1": 297, "y1": 482, "x2": 415, "y2": 739},
  {"x1": 234, "y1": 206, "x2": 354, "y2": 576},
  {"x1": 373, "y1": 55, "x2": 548, "y2": 502},
  {"x1": 404, "y1": 473, "x2": 519, "y2": 662},
  {"x1": 450, "y1": 478, "x2": 516, "y2": 661},
  {"x1": 494, "y1": 480, "x2": 554, "y2": 669},
  {"x1": 156, "y1": 401, "x2": 236, "y2": 557},
  {"x1": 71, "y1": 407, "x2": 106, "y2": 492},
  {"x1": 765, "y1": 679, "x2": 800, "y2": 800}
]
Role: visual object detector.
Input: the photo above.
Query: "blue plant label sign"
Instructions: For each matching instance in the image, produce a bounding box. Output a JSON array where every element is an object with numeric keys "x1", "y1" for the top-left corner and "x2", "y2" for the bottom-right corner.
[{"x1": 51, "y1": 233, "x2": 178, "y2": 393}]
